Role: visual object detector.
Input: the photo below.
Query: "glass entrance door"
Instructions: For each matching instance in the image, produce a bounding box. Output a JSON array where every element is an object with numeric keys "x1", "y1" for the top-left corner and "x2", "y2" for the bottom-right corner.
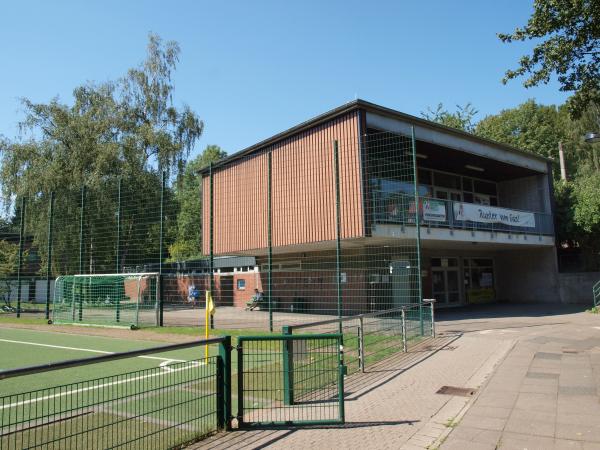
[{"x1": 431, "y1": 257, "x2": 462, "y2": 305}]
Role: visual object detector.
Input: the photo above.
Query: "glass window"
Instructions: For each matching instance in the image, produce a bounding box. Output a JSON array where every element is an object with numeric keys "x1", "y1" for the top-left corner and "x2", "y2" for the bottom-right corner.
[
  {"x1": 490, "y1": 197, "x2": 498, "y2": 206},
  {"x1": 434, "y1": 172, "x2": 460, "y2": 189},
  {"x1": 463, "y1": 192, "x2": 474, "y2": 203},
  {"x1": 237, "y1": 279, "x2": 246, "y2": 290},
  {"x1": 474, "y1": 180, "x2": 497, "y2": 196},
  {"x1": 462, "y1": 177, "x2": 473, "y2": 192},
  {"x1": 418, "y1": 169, "x2": 432, "y2": 185}
]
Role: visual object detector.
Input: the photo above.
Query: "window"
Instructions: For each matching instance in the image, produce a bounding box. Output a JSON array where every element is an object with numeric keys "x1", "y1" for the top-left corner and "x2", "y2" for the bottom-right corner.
[{"x1": 237, "y1": 279, "x2": 246, "y2": 290}]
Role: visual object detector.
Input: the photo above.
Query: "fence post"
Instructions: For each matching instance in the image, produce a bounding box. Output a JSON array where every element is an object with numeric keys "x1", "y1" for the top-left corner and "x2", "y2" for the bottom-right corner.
[
  {"x1": 236, "y1": 341, "x2": 244, "y2": 427},
  {"x1": 401, "y1": 308, "x2": 408, "y2": 353},
  {"x1": 159, "y1": 171, "x2": 165, "y2": 327},
  {"x1": 333, "y1": 140, "x2": 342, "y2": 332},
  {"x1": 337, "y1": 334, "x2": 345, "y2": 423},
  {"x1": 282, "y1": 325, "x2": 294, "y2": 405},
  {"x1": 410, "y1": 126, "x2": 424, "y2": 336},
  {"x1": 426, "y1": 299, "x2": 436, "y2": 338},
  {"x1": 358, "y1": 316, "x2": 365, "y2": 373},
  {"x1": 116, "y1": 178, "x2": 121, "y2": 274},
  {"x1": 16, "y1": 197, "x2": 26, "y2": 318},
  {"x1": 209, "y1": 162, "x2": 215, "y2": 330},
  {"x1": 45, "y1": 192, "x2": 54, "y2": 320},
  {"x1": 79, "y1": 186, "x2": 85, "y2": 274},
  {"x1": 217, "y1": 335, "x2": 232, "y2": 430},
  {"x1": 267, "y1": 151, "x2": 273, "y2": 332}
]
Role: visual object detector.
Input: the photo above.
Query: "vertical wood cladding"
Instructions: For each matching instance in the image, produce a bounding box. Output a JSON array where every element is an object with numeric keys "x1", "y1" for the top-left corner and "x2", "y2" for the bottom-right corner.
[{"x1": 202, "y1": 111, "x2": 363, "y2": 255}]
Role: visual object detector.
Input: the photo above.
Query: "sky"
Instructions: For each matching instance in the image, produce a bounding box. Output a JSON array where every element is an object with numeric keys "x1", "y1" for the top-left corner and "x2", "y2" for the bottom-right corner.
[{"x1": 0, "y1": 0, "x2": 570, "y2": 159}]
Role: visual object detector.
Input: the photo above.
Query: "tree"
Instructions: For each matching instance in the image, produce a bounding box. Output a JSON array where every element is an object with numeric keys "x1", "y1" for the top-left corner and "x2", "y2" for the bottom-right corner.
[
  {"x1": 0, "y1": 33, "x2": 203, "y2": 275},
  {"x1": 169, "y1": 145, "x2": 227, "y2": 261},
  {"x1": 499, "y1": 0, "x2": 600, "y2": 118},
  {"x1": 475, "y1": 99, "x2": 567, "y2": 163},
  {"x1": 421, "y1": 103, "x2": 478, "y2": 133},
  {"x1": 0, "y1": 240, "x2": 25, "y2": 307}
]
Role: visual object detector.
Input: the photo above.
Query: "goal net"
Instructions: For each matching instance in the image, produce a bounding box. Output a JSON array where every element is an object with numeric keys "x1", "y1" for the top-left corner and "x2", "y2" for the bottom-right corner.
[{"x1": 52, "y1": 273, "x2": 160, "y2": 328}]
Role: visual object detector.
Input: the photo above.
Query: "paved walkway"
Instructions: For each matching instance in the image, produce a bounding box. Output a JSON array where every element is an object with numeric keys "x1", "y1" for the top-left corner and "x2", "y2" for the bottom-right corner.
[
  {"x1": 440, "y1": 304, "x2": 600, "y2": 450},
  {"x1": 194, "y1": 304, "x2": 600, "y2": 449}
]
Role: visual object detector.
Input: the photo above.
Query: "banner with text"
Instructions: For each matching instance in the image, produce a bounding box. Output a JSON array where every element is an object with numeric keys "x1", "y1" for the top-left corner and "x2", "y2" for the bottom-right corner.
[{"x1": 453, "y1": 202, "x2": 536, "y2": 228}]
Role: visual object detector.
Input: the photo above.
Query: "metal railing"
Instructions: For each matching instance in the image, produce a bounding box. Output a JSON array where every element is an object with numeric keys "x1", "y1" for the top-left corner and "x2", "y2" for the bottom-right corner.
[
  {"x1": 594, "y1": 280, "x2": 600, "y2": 307},
  {"x1": 372, "y1": 193, "x2": 554, "y2": 236},
  {"x1": 0, "y1": 338, "x2": 231, "y2": 449},
  {"x1": 283, "y1": 301, "x2": 435, "y2": 376}
]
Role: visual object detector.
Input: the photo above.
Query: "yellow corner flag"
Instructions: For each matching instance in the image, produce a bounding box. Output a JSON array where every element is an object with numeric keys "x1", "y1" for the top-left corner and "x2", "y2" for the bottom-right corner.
[{"x1": 205, "y1": 291, "x2": 215, "y2": 359}]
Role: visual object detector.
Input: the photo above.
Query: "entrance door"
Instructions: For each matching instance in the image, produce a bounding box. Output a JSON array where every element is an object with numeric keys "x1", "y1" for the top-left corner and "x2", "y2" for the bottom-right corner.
[{"x1": 431, "y1": 258, "x2": 462, "y2": 305}]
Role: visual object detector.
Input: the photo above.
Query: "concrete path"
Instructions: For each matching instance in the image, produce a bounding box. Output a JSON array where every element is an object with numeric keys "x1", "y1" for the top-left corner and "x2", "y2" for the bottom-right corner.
[
  {"x1": 194, "y1": 304, "x2": 600, "y2": 450},
  {"x1": 439, "y1": 304, "x2": 600, "y2": 450}
]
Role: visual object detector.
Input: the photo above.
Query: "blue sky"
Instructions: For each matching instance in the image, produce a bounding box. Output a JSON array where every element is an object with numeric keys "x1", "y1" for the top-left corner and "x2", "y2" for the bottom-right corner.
[{"x1": 0, "y1": 0, "x2": 569, "y2": 159}]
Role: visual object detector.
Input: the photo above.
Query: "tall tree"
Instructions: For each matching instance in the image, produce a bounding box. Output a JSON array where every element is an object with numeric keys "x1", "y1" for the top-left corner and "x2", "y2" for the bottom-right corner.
[
  {"x1": 169, "y1": 145, "x2": 227, "y2": 261},
  {"x1": 499, "y1": 0, "x2": 600, "y2": 118},
  {"x1": 475, "y1": 99, "x2": 567, "y2": 162},
  {"x1": 0, "y1": 34, "x2": 203, "y2": 275}
]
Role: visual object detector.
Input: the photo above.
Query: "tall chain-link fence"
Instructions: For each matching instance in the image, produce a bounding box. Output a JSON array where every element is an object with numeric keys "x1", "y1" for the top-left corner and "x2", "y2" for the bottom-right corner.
[{"x1": 0, "y1": 127, "x2": 424, "y2": 330}]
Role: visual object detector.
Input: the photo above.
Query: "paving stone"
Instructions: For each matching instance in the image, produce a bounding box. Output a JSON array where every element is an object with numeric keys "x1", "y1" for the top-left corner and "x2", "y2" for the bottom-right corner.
[
  {"x1": 504, "y1": 409, "x2": 556, "y2": 437},
  {"x1": 557, "y1": 423, "x2": 600, "y2": 442},
  {"x1": 497, "y1": 431, "x2": 555, "y2": 450},
  {"x1": 527, "y1": 371, "x2": 560, "y2": 379},
  {"x1": 555, "y1": 438, "x2": 585, "y2": 449},
  {"x1": 445, "y1": 425, "x2": 501, "y2": 445},
  {"x1": 514, "y1": 392, "x2": 557, "y2": 412},
  {"x1": 559, "y1": 385, "x2": 597, "y2": 395},
  {"x1": 535, "y1": 352, "x2": 563, "y2": 360}
]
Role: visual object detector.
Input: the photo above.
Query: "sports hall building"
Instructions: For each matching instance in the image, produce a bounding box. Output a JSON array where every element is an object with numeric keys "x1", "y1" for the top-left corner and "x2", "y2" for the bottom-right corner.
[{"x1": 200, "y1": 100, "x2": 558, "y2": 313}]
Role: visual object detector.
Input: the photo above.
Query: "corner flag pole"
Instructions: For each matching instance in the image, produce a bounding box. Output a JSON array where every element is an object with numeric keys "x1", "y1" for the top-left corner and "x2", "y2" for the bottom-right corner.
[{"x1": 205, "y1": 291, "x2": 214, "y2": 359}]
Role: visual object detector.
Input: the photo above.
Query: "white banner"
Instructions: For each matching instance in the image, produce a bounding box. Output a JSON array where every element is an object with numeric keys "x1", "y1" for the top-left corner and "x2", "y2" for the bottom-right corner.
[{"x1": 453, "y1": 202, "x2": 536, "y2": 228}]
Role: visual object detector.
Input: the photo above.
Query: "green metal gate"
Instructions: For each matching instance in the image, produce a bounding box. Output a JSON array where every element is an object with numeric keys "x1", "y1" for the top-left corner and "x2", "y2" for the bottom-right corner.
[{"x1": 236, "y1": 334, "x2": 345, "y2": 427}]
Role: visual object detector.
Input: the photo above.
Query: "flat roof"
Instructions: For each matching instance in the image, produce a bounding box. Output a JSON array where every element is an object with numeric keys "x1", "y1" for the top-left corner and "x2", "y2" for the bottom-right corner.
[{"x1": 199, "y1": 99, "x2": 553, "y2": 175}]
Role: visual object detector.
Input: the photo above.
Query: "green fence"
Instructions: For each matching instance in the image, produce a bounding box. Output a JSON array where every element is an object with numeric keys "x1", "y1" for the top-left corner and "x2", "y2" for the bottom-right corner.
[
  {"x1": 236, "y1": 334, "x2": 344, "y2": 427},
  {"x1": 0, "y1": 338, "x2": 230, "y2": 449},
  {"x1": 282, "y1": 301, "x2": 434, "y2": 402}
]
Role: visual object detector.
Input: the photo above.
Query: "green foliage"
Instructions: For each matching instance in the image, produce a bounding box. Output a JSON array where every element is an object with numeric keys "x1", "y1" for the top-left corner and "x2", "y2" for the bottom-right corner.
[
  {"x1": 475, "y1": 100, "x2": 567, "y2": 161},
  {"x1": 0, "y1": 34, "x2": 203, "y2": 275},
  {"x1": 421, "y1": 103, "x2": 478, "y2": 133},
  {"x1": 0, "y1": 240, "x2": 19, "y2": 304},
  {"x1": 573, "y1": 170, "x2": 600, "y2": 233},
  {"x1": 499, "y1": 0, "x2": 600, "y2": 118},
  {"x1": 169, "y1": 145, "x2": 227, "y2": 261}
]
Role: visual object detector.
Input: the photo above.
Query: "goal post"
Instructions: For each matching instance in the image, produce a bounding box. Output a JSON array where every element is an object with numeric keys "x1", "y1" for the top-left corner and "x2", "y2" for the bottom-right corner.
[{"x1": 52, "y1": 273, "x2": 160, "y2": 328}]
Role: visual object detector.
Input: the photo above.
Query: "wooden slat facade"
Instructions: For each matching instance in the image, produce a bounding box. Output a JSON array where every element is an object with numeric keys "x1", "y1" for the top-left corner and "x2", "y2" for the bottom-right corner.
[{"x1": 202, "y1": 111, "x2": 363, "y2": 255}]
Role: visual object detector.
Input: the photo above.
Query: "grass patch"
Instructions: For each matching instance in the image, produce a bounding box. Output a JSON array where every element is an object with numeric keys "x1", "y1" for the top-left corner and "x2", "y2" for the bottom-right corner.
[{"x1": 587, "y1": 306, "x2": 599, "y2": 314}]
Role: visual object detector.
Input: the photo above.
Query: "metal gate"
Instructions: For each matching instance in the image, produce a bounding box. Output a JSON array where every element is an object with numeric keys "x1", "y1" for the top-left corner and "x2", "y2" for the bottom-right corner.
[{"x1": 236, "y1": 334, "x2": 345, "y2": 427}]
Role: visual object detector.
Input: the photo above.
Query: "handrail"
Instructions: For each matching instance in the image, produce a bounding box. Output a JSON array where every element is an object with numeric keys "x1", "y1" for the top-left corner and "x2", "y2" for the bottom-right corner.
[
  {"x1": 593, "y1": 280, "x2": 600, "y2": 307},
  {"x1": 286, "y1": 302, "x2": 430, "y2": 332},
  {"x1": 0, "y1": 337, "x2": 226, "y2": 380}
]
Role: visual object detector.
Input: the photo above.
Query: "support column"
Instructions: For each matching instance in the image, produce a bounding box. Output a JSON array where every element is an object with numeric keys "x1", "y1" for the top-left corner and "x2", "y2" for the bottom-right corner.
[
  {"x1": 45, "y1": 192, "x2": 54, "y2": 320},
  {"x1": 16, "y1": 197, "x2": 25, "y2": 318}
]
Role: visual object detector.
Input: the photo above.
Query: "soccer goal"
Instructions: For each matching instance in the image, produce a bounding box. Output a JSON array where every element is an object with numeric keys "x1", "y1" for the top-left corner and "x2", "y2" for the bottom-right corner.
[{"x1": 52, "y1": 273, "x2": 160, "y2": 328}]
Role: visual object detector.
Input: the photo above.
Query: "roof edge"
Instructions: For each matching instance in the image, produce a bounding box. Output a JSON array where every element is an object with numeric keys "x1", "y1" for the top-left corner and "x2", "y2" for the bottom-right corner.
[{"x1": 198, "y1": 99, "x2": 553, "y2": 175}]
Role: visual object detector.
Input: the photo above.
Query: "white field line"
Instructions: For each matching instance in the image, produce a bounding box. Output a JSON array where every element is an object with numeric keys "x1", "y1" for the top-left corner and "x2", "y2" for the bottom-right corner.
[
  {"x1": 0, "y1": 337, "x2": 206, "y2": 409},
  {"x1": 1, "y1": 360, "x2": 205, "y2": 410},
  {"x1": 0, "y1": 338, "x2": 186, "y2": 363}
]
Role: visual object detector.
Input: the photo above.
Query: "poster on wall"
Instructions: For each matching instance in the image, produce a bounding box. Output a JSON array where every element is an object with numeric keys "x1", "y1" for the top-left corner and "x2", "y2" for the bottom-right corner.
[
  {"x1": 422, "y1": 199, "x2": 447, "y2": 222},
  {"x1": 408, "y1": 199, "x2": 447, "y2": 222},
  {"x1": 453, "y1": 202, "x2": 536, "y2": 228}
]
